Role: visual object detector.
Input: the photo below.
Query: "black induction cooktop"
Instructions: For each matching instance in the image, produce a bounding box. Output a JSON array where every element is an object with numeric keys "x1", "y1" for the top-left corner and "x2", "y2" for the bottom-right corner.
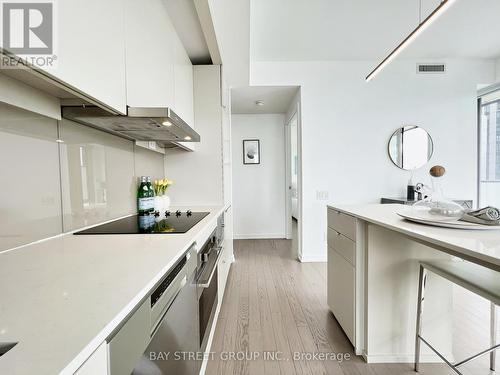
[{"x1": 74, "y1": 211, "x2": 210, "y2": 235}]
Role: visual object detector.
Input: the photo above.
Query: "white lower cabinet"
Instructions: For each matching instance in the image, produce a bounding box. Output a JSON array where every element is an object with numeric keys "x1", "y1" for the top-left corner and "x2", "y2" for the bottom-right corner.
[
  {"x1": 218, "y1": 245, "x2": 231, "y2": 303},
  {"x1": 74, "y1": 342, "x2": 108, "y2": 375},
  {"x1": 327, "y1": 208, "x2": 357, "y2": 347},
  {"x1": 327, "y1": 246, "x2": 355, "y2": 344},
  {"x1": 107, "y1": 299, "x2": 150, "y2": 375},
  {"x1": 218, "y1": 207, "x2": 234, "y2": 303}
]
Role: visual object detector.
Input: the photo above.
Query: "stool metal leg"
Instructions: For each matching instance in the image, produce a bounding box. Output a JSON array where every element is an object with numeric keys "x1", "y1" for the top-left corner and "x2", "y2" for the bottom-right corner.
[
  {"x1": 415, "y1": 265, "x2": 427, "y2": 372},
  {"x1": 491, "y1": 303, "x2": 497, "y2": 372}
]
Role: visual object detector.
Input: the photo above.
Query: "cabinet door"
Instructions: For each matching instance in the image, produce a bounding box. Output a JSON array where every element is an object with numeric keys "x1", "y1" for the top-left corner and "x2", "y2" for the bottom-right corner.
[
  {"x1": 48, "y1": 0, "x2": 126, "y2": 113},
  {"x1": 74, "y1": 342, "x2": 108, "y2": 375},
  {"x1": 328, "y1": 247, "x2": 355, "y2": 345},
  {"x1": 124, "y1": 0, "x2": 175, "y2": 108},
  {"x1": 223, "y1": 206, "x2": 234, "y2": 261},
  {"x1": 218, "y1": 207, "x2": 234, "y2": 303},
  {"x1": 218, "y1": 245, "x2": 230, "y2": 303},
  {"x1": 108, "y1": 300, "x2": 150, "y2": 375},
  {"x1": 222, "y1": 104, "x2": 232, "y2": 205}
]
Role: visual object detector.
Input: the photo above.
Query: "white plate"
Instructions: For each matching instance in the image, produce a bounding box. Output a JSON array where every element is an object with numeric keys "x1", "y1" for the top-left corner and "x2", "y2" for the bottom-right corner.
[{"x1": 397, "y1": 211, "x2": 500, "y2": 230}]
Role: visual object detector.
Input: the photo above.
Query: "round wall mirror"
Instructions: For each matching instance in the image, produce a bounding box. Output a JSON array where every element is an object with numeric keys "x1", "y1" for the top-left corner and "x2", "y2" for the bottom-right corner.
[{"x1": 388, "y1": 126, "x2": 433, "y2": 170}]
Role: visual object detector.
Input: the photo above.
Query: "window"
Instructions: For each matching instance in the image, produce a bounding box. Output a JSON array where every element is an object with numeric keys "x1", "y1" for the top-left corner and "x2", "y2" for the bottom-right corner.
[{"x1": 478, "y1": 90, "x2": 500, "y2": 207}]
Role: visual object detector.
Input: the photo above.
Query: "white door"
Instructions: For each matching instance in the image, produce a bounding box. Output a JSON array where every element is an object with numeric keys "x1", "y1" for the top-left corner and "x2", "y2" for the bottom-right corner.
[
  {"x1": 285, "y1": 110, "x2": 301, "y2": 259},
  {"x1": 289, "y1": 113, "x2": 299, "y2": 220}
]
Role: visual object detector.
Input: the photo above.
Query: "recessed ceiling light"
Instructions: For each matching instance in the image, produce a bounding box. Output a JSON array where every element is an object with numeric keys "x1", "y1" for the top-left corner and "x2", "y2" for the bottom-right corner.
[
  {"x1": 162, "y1": 121, "x2": 172, "y2": 127},
  {"x1": 184, "y1": 136, "x2": 192, "y2": 141},
  {"x1": 255, "y1": 100, "x2": 264, "y2": 106}
]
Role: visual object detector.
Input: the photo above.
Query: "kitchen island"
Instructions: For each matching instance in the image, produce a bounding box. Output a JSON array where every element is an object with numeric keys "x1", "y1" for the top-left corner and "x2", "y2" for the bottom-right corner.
[
  {"x1": 326, "y1": 203, "x2": 500, "y2": 364},
  {"x1": 0, "y1": 205, "x2": 230, "y2": 375}
]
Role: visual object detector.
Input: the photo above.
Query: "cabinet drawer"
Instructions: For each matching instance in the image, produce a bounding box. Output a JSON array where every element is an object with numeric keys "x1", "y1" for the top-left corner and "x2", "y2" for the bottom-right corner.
[
  {"x1": 327, "y1": 247, "x2": 355, "y2": 346},
  {"x1": 327, "y1": 227, "x2": 355, "y2": 266},
  {"x1": 327, "y1": 209, "x2": 356, "y2": 241}
]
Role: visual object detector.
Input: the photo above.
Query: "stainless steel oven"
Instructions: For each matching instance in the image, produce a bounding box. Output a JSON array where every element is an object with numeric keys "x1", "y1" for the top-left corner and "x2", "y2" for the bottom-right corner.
[{"x1": 196, "y1": 229, "x2": 222, "y2": 351}]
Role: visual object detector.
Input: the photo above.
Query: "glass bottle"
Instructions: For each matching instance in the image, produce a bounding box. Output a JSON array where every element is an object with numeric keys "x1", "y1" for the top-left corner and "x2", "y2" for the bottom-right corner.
[
  {"x1": 146, "y1": 176, "x2": 155, "y2": 213},
  {"x1": 137, "y1": 176, "x2": 149, "y2": 215}
]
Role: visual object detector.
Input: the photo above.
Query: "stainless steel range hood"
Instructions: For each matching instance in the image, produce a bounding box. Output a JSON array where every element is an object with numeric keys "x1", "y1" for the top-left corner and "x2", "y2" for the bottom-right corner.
[{"x1": 62, "y1": 106, "x2": 200, "y2": 144}]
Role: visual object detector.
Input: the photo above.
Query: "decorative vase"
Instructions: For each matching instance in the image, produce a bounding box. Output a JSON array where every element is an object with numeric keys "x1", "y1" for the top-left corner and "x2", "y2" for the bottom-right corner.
[
  {"x1": 154, "y1": 196, "x2": 163, "y2": 213},
  {"x1": 162, "y1": 195, "x2": 171, "y2": 211}
]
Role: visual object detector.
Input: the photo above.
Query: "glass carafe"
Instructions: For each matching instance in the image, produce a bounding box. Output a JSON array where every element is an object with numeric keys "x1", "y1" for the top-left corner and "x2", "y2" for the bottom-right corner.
[{"x1": 411, "y1": 166, "x2": 465, "y2": 221}]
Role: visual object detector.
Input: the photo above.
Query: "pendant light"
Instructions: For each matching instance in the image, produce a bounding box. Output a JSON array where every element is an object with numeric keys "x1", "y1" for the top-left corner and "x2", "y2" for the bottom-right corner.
[{"x1": 365, "y1": 0, "x2": 457, "y2": 82}]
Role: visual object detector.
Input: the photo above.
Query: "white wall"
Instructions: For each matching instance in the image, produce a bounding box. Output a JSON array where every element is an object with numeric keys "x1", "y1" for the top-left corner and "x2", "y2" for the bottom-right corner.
[
  {"x1": 496, "y1": 58, "x2": 500, "y2": 82},
  {"x1": 165, "y1": 65, "x2": 224, "y2": 206},
  {"x1": 250, "y1": 59, "x2": 496, "y2": 261},
  {"x1": 232, "y1": 114, "x2": 286, "y2": 239}
]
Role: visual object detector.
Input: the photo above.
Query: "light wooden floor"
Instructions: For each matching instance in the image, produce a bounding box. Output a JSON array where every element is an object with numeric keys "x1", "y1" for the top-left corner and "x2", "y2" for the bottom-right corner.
[{"x1": 205, "y1": 239, "x2": 499, "y2": 375}]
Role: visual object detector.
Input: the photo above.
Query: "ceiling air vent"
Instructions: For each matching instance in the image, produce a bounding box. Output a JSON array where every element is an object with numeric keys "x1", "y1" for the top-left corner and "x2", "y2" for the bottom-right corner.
[{"x1": 417, "y1": 63, "x2": 446, "y2": 74}]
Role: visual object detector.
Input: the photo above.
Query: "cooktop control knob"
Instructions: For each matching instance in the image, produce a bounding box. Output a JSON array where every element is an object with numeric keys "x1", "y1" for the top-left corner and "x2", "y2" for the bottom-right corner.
[
  {"x1": 165, "y1": 211, "x2": 171, "y2": 217},
  {"x1": 187, "y1": 210, "x2": 192, "y2": 217},
  {"x1": 175, "y1": 210, "x2": 181, "y2": 217}
]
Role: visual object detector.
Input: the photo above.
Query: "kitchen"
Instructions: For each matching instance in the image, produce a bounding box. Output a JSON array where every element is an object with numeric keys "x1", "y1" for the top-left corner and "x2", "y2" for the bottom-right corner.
[{"x1": 0, "y1": 0, "x2": 500, "y2": 375}]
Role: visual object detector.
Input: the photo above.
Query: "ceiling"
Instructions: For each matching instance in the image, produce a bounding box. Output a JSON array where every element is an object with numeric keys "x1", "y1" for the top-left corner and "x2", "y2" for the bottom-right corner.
[
  {"x1": 208, "y1": 0, "x2": 250, "y2": 87},
  {"x1": 251, "y1": 0, "x2": 500, "y2": 62},
  {"x1": 231, "y1": 86, "x2": 298, "y2": 114},
  {"x1": 400, "y1": 0, "x2": 500, "y2": 60}
]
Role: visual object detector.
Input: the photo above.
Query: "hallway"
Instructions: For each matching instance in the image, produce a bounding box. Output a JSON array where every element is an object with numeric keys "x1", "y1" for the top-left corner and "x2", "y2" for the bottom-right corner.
[{"x1": 205, "y1": 239, "x2": 458, "y2": 375}]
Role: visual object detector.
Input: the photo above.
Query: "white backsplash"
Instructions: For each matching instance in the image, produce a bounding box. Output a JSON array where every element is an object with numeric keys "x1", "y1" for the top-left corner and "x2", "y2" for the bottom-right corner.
[
  {"x1": 0, "y1": 104, "x2": 165, "y2": 252},
  {"x1": 0, "y1": 103, "x2": 62, "y2": 250}
]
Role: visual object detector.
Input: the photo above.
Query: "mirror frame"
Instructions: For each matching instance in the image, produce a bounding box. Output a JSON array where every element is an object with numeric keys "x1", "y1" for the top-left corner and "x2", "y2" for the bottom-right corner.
[{"x1": 387, "y1": 125, "x2": 434, "y2": 170}]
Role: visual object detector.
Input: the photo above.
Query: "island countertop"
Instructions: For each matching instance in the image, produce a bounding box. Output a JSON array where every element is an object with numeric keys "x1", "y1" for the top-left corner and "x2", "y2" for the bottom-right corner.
[
  {"x1": 0, "y1": 205, "x2": 225, "y2": 375},
  {"x1": 328, "y1": 203, "x2": 500, "y2": 271}
]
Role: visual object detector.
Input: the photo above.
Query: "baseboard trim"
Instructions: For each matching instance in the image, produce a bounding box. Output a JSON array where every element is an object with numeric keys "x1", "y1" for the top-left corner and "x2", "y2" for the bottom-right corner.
[
  {"x1": 363, "y1": 353, "x2": 453, "y2": 364},
  {"x1": 298, "y1": 254, "x2": 327, "y2": 263},
  {"x1": 233, "y1": 234, "x2": 285, "y2": 240}
]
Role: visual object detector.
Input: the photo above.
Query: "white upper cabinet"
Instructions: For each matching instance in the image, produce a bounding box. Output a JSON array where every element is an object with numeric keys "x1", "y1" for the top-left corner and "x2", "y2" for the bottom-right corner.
[
  {"x1": 124, "y1": 0, "x2": 195, "y2": 152},
  {"x1": 124, "y1": 0, "x2": 176, "y2": 108},
  {"x1": 48, "y1": 0, "x2": 127, "y2": 113}
]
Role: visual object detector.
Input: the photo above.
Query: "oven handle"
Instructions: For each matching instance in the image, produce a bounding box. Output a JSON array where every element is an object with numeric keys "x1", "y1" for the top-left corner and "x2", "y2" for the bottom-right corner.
[{"x1": 197, "y1": 246, "x2": 223, "y2": 288}]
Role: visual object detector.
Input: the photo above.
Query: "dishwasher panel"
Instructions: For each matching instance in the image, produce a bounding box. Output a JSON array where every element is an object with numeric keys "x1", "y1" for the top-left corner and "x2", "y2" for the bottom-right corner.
[{"x1": 132, "y1": 271, "x2": 199, "y2": 375}]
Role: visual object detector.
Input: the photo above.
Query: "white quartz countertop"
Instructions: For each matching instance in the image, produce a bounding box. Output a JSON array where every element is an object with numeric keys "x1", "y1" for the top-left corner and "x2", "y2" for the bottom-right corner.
[
  {"x1": 0, "y1": 205, "x2": 225, "y2": 375},
  {"x1": 328, "y1": 204, "x2": 500, "y2": 271}
]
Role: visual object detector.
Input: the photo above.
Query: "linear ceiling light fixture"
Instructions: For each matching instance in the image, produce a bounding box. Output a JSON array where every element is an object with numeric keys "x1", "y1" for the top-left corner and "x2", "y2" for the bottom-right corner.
[{"x1": 365, "y1": 0, "x2": 457, "y2": 82}]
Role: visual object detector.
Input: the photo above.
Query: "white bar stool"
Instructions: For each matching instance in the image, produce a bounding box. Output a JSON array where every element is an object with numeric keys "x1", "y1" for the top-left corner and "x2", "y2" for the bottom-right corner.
[{"x1": 414, "y1": 260, "x2": 500, "y2": 374}]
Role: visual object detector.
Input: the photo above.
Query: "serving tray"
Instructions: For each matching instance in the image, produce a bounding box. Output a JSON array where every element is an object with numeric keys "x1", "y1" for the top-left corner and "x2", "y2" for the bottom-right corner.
[{"x1": 397, "y1": 211, "x2": 500, "y2": 230}]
